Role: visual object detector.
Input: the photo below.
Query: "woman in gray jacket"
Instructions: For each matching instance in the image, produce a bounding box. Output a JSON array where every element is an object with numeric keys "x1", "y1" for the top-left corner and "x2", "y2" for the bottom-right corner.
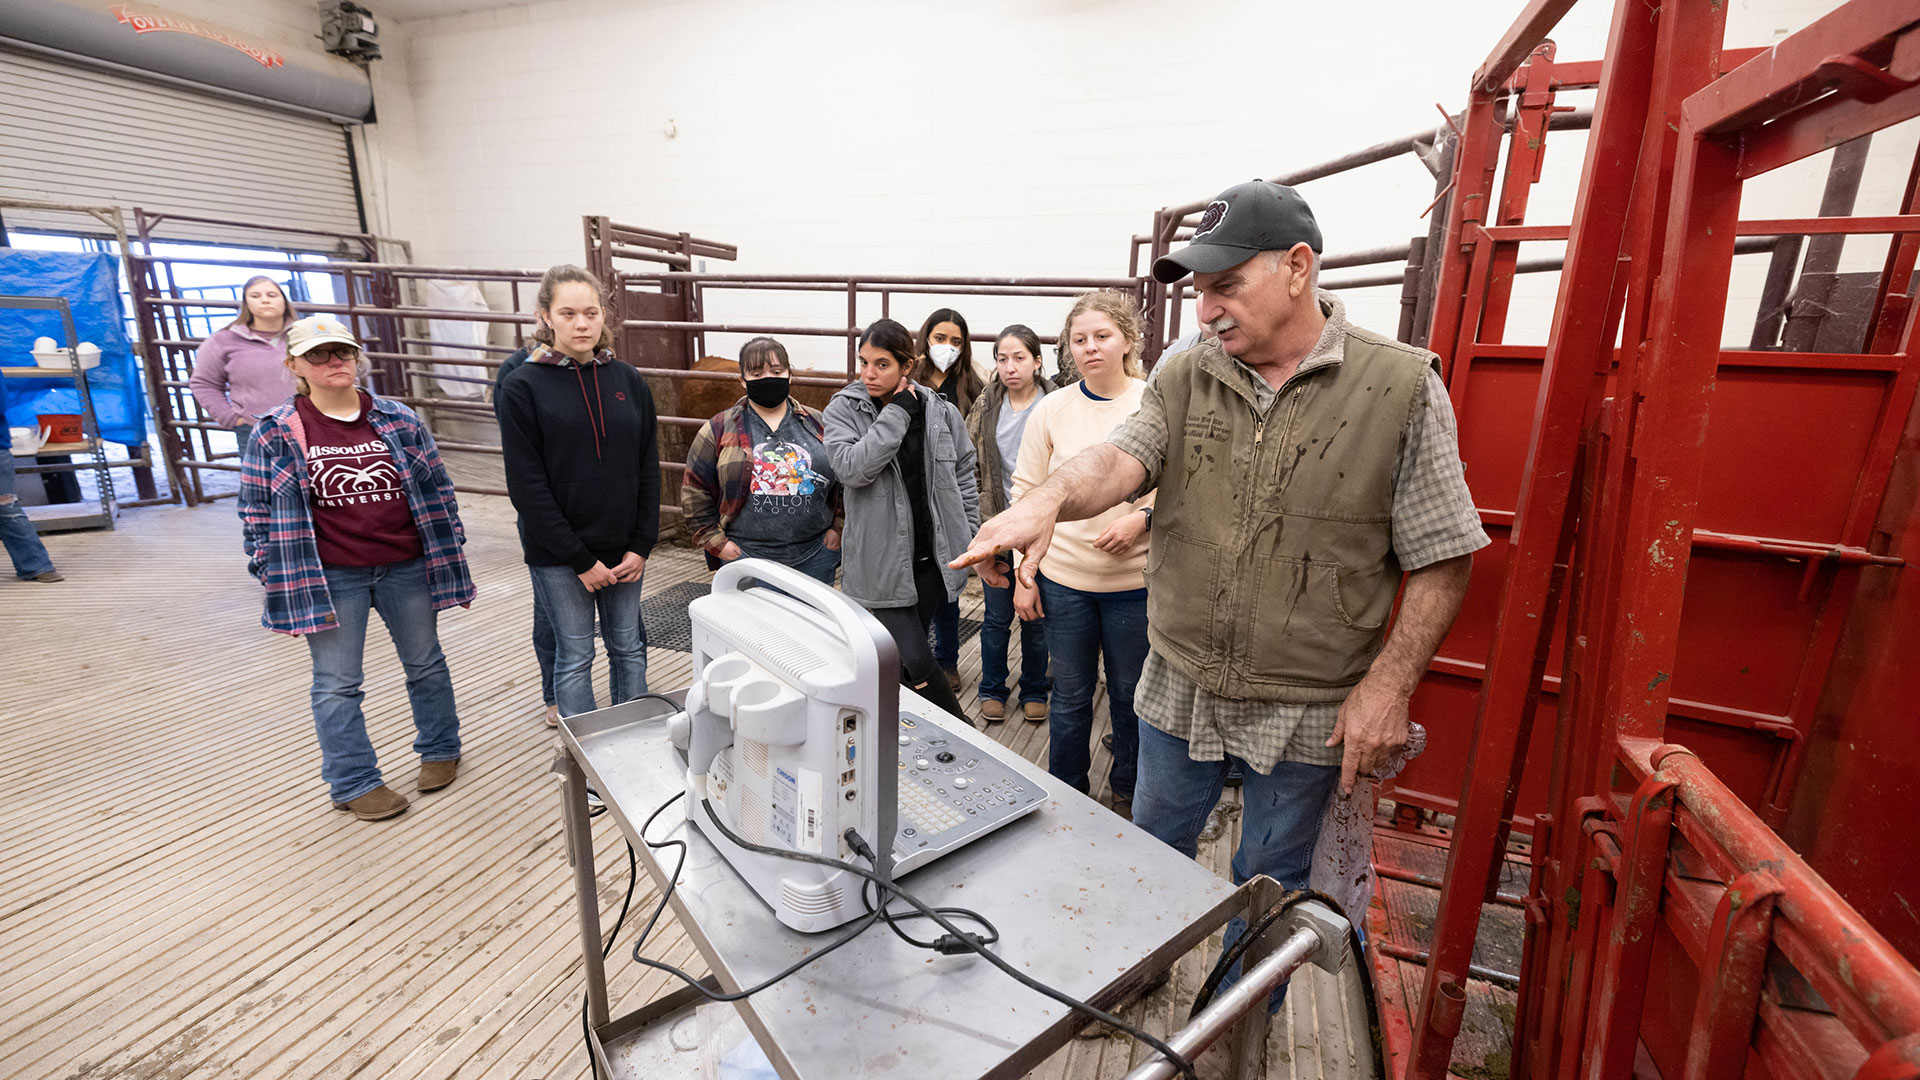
[{"x1": 824, "y1": 319, "x2": 978, "y2": 721}]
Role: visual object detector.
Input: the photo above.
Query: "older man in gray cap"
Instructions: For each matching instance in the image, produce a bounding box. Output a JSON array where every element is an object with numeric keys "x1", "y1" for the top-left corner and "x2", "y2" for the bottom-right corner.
[{"x1": 955, "y1": 179, "x2": 1486, "y2": 905}]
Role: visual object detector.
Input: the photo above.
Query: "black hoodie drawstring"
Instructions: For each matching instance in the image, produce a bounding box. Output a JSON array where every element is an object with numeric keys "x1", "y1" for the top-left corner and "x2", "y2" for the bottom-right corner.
[{"x1": 571, "y1": 361, "x2": 608, "y2": 460}]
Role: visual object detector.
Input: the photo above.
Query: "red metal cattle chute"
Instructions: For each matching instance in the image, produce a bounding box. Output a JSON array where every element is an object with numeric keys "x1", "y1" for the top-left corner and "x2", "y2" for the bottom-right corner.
[{"x1": 1395, "y1": 1, "x2": 1920, "y2": 1078}]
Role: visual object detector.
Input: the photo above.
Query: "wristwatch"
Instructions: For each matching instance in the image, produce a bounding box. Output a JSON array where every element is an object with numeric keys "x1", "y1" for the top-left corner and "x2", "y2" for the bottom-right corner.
[{"x1": 1140, "y1": 507, "x2": 1154, "y2": 531}]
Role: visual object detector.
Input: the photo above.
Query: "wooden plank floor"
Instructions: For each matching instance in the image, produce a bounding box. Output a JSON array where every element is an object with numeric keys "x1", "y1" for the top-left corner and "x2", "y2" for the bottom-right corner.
[{"x1": 0, "y1": 492, "x2": 1371, "y2": 1080}]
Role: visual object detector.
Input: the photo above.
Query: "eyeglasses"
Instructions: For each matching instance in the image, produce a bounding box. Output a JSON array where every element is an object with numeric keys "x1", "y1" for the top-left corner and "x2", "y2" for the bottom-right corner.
[{"x1": 302, "y1": 346, "x2": 360, "y2": 366}]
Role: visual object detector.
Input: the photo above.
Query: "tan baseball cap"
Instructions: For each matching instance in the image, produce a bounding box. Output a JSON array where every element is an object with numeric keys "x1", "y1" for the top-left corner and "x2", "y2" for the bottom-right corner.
[{"x1": 286, "y1": 315, "x2": 361, "y2": 357}]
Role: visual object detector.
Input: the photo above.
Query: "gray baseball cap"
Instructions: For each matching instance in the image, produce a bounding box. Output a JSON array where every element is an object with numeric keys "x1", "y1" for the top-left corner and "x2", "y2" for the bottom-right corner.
[{"x1": 1152, "y1": 180, "x2": 1324, "y2": 284}]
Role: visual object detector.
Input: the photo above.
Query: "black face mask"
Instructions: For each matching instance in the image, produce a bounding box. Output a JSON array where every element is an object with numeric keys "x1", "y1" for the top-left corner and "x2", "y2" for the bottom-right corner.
[{"x1": 745, "y1": 376, "x2": 790, "y2": 408}]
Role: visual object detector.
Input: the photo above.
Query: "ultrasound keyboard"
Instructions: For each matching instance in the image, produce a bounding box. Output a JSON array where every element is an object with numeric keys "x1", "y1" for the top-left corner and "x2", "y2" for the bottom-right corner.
[{"x1": 891, "y1": 710, "x2": 1045, "y2": 873}]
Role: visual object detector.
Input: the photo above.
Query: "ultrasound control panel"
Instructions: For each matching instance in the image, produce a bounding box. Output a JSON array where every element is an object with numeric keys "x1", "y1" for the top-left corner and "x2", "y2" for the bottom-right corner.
[{"x1": 891, "y1": 710, "x2": 1044, "y2": 872}]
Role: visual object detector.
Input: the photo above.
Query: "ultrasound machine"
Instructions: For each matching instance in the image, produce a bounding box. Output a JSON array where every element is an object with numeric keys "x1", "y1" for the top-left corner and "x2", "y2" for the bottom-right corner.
[{"x1": 668, "y1": 559, "x2": 1046, "y2": 932}]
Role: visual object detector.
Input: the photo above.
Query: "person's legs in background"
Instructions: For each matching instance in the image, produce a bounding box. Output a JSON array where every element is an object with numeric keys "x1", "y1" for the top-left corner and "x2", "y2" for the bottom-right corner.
[
  {"x1": 931, "y1": 595, "x2": 961, "y2": 694},
  {"x1": 1014, "y1": 603, "x2": 1050, "y2": 717},
  {"x1": 595, "y1": 573, "x2": 648, "y2": 704},
  {"x1": 306, "y1": 564, "x2": 387, "y2": 806},
  {"x1": 866, "y1": 558, "x2": 968, "y2": 720},
  {"x1": 530, "y1": 570, "x2": 558, "y2": 726},
  {"x1": 1092, "y1": 587, "x2": 1149, "y2": 809},
  {"x1": 370, "y1": 557, "x2": 461, "y2": 768},
  {"x1": 0, "y1": 444, "x2": 57, "y2": 582},
  {"x1": 529, "y1": 565, "x2": 602, "y2": 717},
  {"x1": 976, "y1": 554, "x2": 1017, "y2": 718},
  {"x1": 868, "y1": 601, "x2": 969, "y2": 720},
  {"x1": 1037, "y1": 573, "x2": 1103, "y2": 795}
]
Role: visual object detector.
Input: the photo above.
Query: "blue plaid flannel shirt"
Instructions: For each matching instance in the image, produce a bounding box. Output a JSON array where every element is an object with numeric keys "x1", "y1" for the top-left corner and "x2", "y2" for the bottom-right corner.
[{"x1": 239, "y1": 396, "x2": 474, "y2": 634}]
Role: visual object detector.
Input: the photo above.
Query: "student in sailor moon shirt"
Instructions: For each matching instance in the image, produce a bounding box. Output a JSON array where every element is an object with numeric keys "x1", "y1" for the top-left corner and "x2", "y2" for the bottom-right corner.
[{"x1": 681, "y1": 336, "x2": 842, "y2": 585}]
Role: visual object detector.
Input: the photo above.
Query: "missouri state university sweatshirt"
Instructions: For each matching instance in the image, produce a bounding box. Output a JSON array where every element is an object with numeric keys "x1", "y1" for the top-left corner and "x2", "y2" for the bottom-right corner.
[{"x1": 497, "y1": 346, "x2": 661, "y2": 573}]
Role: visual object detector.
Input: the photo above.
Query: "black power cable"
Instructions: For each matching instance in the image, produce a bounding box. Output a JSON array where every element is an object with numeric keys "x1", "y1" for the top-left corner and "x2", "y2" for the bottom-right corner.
[
  {"x1": 686, "y1": 797, "x2": 1200, "y2": 1080},
  {"x1": 579, "y1": 842, "x2": 636, "y2": 1080},
  {"x1": 579, "y1": 688, "x2": 1197, "y2": 1078}
]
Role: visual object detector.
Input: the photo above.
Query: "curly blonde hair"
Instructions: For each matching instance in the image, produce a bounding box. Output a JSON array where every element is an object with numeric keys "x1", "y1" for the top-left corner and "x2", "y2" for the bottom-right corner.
[{"x1": 1058, "y1": 289, "x2": 1145, "y2": 378}]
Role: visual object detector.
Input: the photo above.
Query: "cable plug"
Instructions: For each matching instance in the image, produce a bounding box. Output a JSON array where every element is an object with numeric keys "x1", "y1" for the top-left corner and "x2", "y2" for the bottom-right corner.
[
  {"x1": 932, "y1": 933, "x2": 986, "y2": 955},
  {"x1": 844, "y1": 829, "x2": 878, "y2": 864}
]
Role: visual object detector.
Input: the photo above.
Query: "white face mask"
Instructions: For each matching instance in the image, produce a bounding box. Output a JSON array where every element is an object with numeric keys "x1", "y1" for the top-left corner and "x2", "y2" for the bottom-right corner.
[{"x1": 929, "y1": 343, "x2": 960, "y2": 372}]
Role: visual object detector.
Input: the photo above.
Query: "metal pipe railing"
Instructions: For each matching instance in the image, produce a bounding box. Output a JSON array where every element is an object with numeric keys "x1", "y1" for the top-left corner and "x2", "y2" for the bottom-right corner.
[
  {"x1": 1121, "y1": 926, "x2": 1321, "y2": 1080},
  {"x1": 1652, "y1": 746, "x2": 1920, "y2": 1044},
  {"x1": 621, "y1": 271, "x2": 1140, "y2": 288}
]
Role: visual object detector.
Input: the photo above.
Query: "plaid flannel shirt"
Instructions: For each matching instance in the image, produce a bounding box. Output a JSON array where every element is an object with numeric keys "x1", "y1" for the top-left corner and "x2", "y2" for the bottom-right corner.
[
  {"x1": 679, "y1": 397, "x2": 842, "y2": 556},
  {"x1": 239, "y1": 395, "x2": 474, "y2": 635}
]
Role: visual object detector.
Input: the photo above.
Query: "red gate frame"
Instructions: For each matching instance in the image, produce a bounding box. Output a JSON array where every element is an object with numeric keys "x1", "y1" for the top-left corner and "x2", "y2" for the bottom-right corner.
[{"x1": 1405, "y1": 1, "x2": 1920, "y2": 1077}]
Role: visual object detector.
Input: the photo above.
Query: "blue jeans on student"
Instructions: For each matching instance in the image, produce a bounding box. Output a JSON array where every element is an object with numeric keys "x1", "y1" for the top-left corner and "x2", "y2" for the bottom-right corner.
[
  {"x1": 730, "y1": 537, "x2": 842, "y2": 588},
  {"x1": 0, "y1": 444, "x2": 55, "y2": 579},
  {"x1": 530, "y1": 569, "x2": 556, "y2": 707},
  {"x1": 1133, "y1": 720, "x2": 1342, "y2": 1011},
  {"x1": 931, "y1": 596, "x2": 960, "y2": 672},
  {"x1": 787, "y1": 539, "x2": 841, "y2": 586},
  {"x1": 1038, "y1": 573, "x2": 1148, "y2": 800},
  {"x1": 305, "y1": 557, "x2": 461, "y2": 804},
  {"x1": 979, "y1": 554, "x2": 1048, "y2": 705},
  {"x1": 529, "y1": 563, "x2": 647, "y2": 718}
]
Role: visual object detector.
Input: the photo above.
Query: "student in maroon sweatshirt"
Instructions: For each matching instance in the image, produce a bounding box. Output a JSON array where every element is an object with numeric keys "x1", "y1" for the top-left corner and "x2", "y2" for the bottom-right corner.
[{"x1": 497, "y1": 266, "x2": 661, "y2": 719}]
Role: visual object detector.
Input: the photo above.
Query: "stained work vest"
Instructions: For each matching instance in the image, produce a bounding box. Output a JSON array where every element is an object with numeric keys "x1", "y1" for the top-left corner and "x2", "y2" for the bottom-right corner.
[{"x1": 1144, "y1": 328, "x2": 1436, "y2": 702}]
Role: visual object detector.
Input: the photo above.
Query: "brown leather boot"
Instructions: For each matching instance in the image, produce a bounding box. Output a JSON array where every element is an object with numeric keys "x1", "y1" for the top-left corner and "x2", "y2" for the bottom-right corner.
[
  {"x1": 1022, "y1": 701, "x2": 1048, "y2": 723},
  {"x1": 418, "y1": 758, "x2": 460, "y2": 792},
  {"x1": 333, "y1": 785, "x2": 409, "y2": 821},
  {"x1": 980, "y1": 699, "x2": 1007, "y2": 722}
]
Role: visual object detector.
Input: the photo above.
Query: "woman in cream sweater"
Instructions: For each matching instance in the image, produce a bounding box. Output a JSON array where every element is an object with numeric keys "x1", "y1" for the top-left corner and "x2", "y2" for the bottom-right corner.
[{"x1": 1009, "y1": 290, "x2": 1155, "y2": 818}]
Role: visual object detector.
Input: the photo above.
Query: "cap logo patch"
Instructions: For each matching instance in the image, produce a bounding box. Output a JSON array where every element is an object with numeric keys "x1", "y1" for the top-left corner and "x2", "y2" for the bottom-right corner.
[{"x1": 1194, "y1": 200, "x2": 1230, "y2": 239}]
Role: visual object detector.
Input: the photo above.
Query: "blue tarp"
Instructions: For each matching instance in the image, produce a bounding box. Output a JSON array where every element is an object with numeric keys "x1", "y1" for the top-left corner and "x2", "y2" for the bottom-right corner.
[{"x1": 0, "y1": 249, "x2": 147, "y2": 445}]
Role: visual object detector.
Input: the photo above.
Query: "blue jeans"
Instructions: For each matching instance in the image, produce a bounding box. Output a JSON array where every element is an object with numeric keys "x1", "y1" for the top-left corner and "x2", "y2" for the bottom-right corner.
[
  {"x1": 0, "y1": 445, "x2": 54, "y2": 579},
  {"x1": 729, "y1": 537, "x2": 841, "y2": 587},
  {"x1": 979, "y1": 554, "x2": 1048, "y2": 704},
  {"x1": 1038, "y1": 574, "x2": 1147, "y2": 800},
  {"x1": 1133, "y1": 720, "x2": 1341, "y2": 1010},
  {"x1": 529, "y1": 563, "x2": 647, "y2": 718},
  {"x1": 530, "y1": 568, "x2": 556, "y2": 707},
  {"x1": 931, "y1": 596, "x2": 960, "y2": 671},
  {"x1": 305, "y1": 558, "x2": 460, "y2": 804},
  {"x1": 788, "y1": 539, "x2": 841, "y2": 586}
]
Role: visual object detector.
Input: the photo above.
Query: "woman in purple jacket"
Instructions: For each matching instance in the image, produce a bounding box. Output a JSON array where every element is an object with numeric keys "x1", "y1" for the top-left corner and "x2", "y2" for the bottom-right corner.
[{"x1": 190, "y1": 275, "x2": 298, "y2": 450}]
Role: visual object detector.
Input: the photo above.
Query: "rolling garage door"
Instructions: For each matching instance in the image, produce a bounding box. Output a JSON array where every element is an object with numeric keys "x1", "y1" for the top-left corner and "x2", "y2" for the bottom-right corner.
[{"x1": 0, "y1": 47, "x2": 362, "y2": 250}]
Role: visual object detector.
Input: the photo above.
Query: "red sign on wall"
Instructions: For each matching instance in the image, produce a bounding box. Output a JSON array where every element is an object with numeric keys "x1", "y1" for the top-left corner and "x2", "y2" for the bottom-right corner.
[{"x1": 110, "y1": 5, "x2": 286, "y2": 69}]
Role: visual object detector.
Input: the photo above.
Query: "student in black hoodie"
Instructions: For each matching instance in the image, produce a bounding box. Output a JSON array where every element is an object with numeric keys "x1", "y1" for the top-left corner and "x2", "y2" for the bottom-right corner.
[{"x1": 498, "y1": 265, "x2": 661, "y2": 718}]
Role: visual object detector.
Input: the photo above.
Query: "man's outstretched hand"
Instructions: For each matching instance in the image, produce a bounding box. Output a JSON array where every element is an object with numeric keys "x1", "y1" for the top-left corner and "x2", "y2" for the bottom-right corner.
[{"x1": 950, "y1": 496, "x2": 1061, "y2": 589}]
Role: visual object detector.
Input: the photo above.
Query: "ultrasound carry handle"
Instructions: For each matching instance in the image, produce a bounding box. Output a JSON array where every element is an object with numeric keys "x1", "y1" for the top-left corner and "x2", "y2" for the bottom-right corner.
[{"x1": 708, "y1": 557, "x2": 902, "y2": 706}]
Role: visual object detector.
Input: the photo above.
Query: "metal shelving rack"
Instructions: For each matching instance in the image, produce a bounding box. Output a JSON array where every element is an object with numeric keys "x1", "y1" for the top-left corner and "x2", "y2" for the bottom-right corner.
[{"x1": 1, "y1": 294, "x2": 117, "y2": 532}]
